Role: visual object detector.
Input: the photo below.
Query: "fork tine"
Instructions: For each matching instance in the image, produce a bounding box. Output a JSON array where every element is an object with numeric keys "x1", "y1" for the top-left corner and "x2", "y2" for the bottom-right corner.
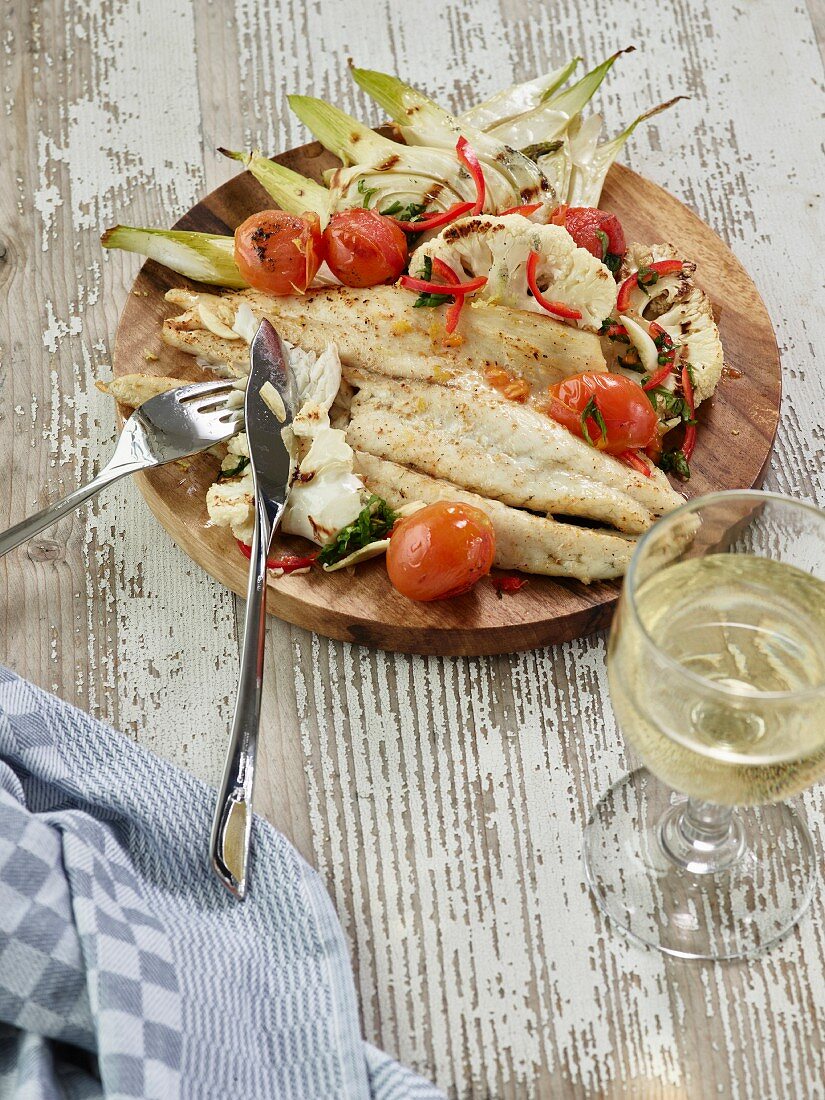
[
  {"x1": 192, "y1": 393, "x2": 241, "y2": 415},
  {"x1": 175, "y1": 379, "x2": 237, "y2": 403}
]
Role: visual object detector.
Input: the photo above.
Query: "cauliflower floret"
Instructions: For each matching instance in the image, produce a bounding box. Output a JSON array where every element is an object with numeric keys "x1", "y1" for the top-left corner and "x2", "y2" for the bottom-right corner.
[
  {"x1": 610, "y1": 243, "x2": 723, "y2": 405},
  {"x1": 413, "y1": 215, "x2": 617, "y2": 331}
]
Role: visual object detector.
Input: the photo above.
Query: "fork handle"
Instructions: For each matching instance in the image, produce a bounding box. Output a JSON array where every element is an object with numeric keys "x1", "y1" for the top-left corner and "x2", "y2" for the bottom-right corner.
[
  {"x1": 0, "y1": 457, "x2": 145, "y2": 558},
  {"x1": 209, "y1": 490, "x2": 274, "y2": 899}
]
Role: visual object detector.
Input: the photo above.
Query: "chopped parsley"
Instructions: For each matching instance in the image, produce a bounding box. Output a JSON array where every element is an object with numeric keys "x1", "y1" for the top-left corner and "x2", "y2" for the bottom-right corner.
[
  {"x1": 412, "y1": 255, "x2": 454, "y2": 308},
  {"x1": 580, "y1": 396, "x2": 608, "y2": 448},
  {"x1": 216, "y1": 455, "x2": 249, "y2": 481},
  {"x1": 357, "y1": 178, "x2": 378, "y2": 208},
  {"x1": 520, "y1": 140, "x2": 564, "y2": 161},
  {"x1": 380, "y1": 199, "x2": 427, "y2": 222},
  {"x1": 316, "y1": 495, "x2": 398, "y2": 567}
]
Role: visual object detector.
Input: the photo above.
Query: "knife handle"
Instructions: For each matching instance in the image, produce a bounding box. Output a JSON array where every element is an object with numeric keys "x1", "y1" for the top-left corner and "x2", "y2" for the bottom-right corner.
[{"x1": 209, "y1": 491, "x2": 273, "y2": 899}]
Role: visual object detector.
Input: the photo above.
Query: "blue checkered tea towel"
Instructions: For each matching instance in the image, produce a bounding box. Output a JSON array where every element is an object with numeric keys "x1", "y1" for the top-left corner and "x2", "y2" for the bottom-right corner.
[{"x1": 0, "y1": 666, "x2": 443, "y2": 1100}]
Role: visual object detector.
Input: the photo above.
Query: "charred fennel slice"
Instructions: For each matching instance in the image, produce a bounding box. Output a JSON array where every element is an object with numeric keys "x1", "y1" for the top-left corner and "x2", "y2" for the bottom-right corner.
[{"x1": 101, "y1": 53, "x2": 684, "y2": 288}]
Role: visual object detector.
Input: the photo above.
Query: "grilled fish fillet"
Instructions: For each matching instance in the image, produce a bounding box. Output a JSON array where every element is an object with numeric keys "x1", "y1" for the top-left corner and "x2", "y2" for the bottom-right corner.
[
  {"x1": 355, "y1": 451, "x2": 636, "y2": 582},
  {"x1": 345, "y1": 371, "x2": 683, "y2": 534},
  {"x1": 161, "y1": 284, "x2": 606, "y2": 388},
  {"x1": 96, "y1": 374, "x2": 186, "y2": 406}
]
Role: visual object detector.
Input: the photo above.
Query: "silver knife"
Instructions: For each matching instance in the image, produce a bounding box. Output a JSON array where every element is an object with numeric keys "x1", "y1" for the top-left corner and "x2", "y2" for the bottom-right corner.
[{"x1": 209, "y1": 319, "x2": 298, "y2": 899}]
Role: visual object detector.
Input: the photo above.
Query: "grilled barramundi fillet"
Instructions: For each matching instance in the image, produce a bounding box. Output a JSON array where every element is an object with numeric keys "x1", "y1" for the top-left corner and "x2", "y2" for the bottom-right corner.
[
  {"x1": 355, "y1": 451, "x2": 636, "y2": 582},
  {"x1": 161, "y1": 284, "x2": 606, "y2": 388},
  {"x1": 345, "y1": 370, "x2": 683, "y2": 534},
  {"x1": 96, "y1": 374, "x2": 187, "y2": 406}
]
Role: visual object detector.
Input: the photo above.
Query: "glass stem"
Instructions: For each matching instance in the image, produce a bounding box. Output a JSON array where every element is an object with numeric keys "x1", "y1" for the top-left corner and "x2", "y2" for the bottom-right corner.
[{"x1": 659, "y1": 797, "x2": 746, "y2": 874}]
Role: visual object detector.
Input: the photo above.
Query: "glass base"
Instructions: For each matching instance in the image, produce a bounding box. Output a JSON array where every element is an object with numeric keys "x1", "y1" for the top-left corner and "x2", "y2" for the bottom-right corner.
[{"x1": 582, "y1": 768, "x2": 817, "y2": 960}]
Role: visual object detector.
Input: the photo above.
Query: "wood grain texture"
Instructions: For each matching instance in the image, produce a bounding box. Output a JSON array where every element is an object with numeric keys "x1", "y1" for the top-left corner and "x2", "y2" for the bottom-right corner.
[
  {"x1": 112, "y1": 158, "x2": 780, "y2": 655},
  {"x1": 2, "y1": 1, "x2": 824, "y2": 1097}
]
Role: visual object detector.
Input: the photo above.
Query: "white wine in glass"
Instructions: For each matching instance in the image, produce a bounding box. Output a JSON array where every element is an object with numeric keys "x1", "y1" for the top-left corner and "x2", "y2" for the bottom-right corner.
[{"x1": 583, "y1": 491, "x2": 825, "y2": 960}]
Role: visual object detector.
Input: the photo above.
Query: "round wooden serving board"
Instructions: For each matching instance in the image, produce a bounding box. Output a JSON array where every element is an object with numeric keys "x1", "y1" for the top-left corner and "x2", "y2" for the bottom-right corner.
[{"x1": 113, "y1": 144, "x2": 781, "y2": 656}]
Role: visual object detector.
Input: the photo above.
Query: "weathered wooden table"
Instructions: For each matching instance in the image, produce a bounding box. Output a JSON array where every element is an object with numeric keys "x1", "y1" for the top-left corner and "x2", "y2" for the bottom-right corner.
[{"x1": 2, "y1": 2, "x2": 824, "y2": 1096}]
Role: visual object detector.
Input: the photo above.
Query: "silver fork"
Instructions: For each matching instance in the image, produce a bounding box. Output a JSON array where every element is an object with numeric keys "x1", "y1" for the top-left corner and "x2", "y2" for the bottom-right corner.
[{"x1": 0, "y1": 380, "x2": 243, "y2": 557}]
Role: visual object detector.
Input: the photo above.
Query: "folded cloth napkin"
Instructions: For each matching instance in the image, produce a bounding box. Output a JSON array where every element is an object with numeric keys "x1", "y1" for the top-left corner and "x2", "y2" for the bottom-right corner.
[{"x1": 0, "y1": 667, "x2": 443, "y2": 1100}]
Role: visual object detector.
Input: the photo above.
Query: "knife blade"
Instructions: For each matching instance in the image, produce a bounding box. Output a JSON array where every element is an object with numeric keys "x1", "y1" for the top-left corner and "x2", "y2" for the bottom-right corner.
[
  {"x1": 245, "y1": 319, "x2": 298, "y2": 521},
  {"x1": 210, "y1": 319, "x2": 298, "y2": 899}
]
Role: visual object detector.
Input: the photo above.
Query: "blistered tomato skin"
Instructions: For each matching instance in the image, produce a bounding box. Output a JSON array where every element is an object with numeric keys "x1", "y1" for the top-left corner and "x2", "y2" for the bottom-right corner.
[
  {"x1": 234, "y1": 210, "x2": 324, "y2": 295},
  {"x1": 323, "y1": 210, "x2": 409, "y2": 287},
  {"x1": 386, "y1": 502, "x2": 496, "y2": 602}
]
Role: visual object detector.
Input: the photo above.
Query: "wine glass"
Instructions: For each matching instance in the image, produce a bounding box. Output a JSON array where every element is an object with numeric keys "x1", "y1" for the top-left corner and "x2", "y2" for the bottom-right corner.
[{"x1": 583, "y1": 490, "x2": 825, "y2": 959}]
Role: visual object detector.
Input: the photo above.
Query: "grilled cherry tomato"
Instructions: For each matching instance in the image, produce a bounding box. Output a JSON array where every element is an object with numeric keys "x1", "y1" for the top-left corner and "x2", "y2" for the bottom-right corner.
[
  {"x1": 234, "y1": 210, "x2": 323, "y2": 295},
  {"x1": 561, "y1": 207, "x2": 626, "y2": 262},
  {"x1": 546, "y1": 372, "x2": 659, "y2": 455},
  {"x1": 323, "y1": 209, "x2": 408, "y2": 287},
  {"x1": 386, "y1": 502, "x2": 496, "y2": 602}
]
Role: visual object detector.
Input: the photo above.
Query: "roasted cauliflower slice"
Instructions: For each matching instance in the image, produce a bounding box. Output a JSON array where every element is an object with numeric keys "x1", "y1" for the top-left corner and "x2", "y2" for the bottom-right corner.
[
  {"x1": 610, "y1": 243, "x2": 723, "y2": 405},
  {"x1": 413, "y1": 215, "x2": 617, "y2": 331}
]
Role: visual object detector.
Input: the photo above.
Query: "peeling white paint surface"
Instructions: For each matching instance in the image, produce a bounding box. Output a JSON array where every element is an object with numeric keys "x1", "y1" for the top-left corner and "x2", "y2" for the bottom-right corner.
[{"x1": 2, "y1": 1, "x2": 825, "y2": 1097}]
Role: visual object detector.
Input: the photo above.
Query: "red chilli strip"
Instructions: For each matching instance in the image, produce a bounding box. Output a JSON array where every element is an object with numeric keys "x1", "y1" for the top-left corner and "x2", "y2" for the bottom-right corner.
[
  {"x1": 642, "y1": 321, "x2": 677, "y2": 392},
  {"x1": 430, "y1": 258, "x2": 465, "y2": 333},
  {"x1": 456, "y1": 136, "x2": 486, "y2": 215},
  {"x1": 602, "y1": 323, "x2": 628, "y2": 339},
  {"x1": 681, "y1": 365, "x2": 697, "y2": 460},
  {"x1": 549, "y1": 203, "x2": 569, "y2": 226},
  {"x1": 430, "y1": 256, "x2": 461, "y2": 285},
  {"x1": 618, "y1": 450, "x2": 652, "y2": 477},
  {"x1": 617, "y1": 259, "x2": 684, "y2": 312},
  {"x1": 235, "y1": 538, "x2": 318, "y2": 573},
  {"x1": 491, "y1": 572, "x2": 529, "y2": 594},
  {"x1": 399, "y1": 273, "x2": 487, "y2": 296},
  {"x1": 526, "y1": 251, "x2": 582, "y2": 320},
  {"x1": 390, "y1": 200, "x2": 474, "y2": 233},
  {"x1": 498, "y1": 202, "x2": 543, "y2": 217}
]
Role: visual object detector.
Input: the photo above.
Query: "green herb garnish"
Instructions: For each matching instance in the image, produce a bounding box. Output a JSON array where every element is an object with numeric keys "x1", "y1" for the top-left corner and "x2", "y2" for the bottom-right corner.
[
  {"x1": 317, "y1": 495, "x2": 398, "y2": 567},
  {"x1": 412, "y1": 255, "x2": 455, "y2": 308},
  {"x1": 357, "y1": 178, "x2": 378, "y2": 208},
  {"x1": 659, "y1": 449, "x2": 691, "y2": 480},
  {"x1": 618, "y1": 347, "x2": 643, "y2": 372},
  {"x1": 380, "y1": 200, "x2": 427, "y2": 221},
  {"x1": 646, "y1": 386, "x2": 695, "y2": 424},
  {"x1": 216, "y1": 455, "x2": 250, "y2": 481},
  {"x1": 520, "y1": 140, "x2": 564, "y2": 161},
  {"x1": 603, "y1": 252, "x2": 623, "y2": 276},
  {"x1": 580, "y1": 395, "x2": 608, "y2": 447},
  {"x1": 636, "y1": 265, "x2": 660, "y2": 292}
]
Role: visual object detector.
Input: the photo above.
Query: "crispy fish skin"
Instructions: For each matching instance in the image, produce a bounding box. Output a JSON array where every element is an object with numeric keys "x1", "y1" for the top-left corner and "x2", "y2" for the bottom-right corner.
[
  {"x1": 161, "y1": 284, "x2": 606, "y2": 388},
  {"x1": 345, "y1": 370, "x2": 683, "y2": 534},
  {"x1": 355, "y1": 451, "x2": 635, "y2": 582}
]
